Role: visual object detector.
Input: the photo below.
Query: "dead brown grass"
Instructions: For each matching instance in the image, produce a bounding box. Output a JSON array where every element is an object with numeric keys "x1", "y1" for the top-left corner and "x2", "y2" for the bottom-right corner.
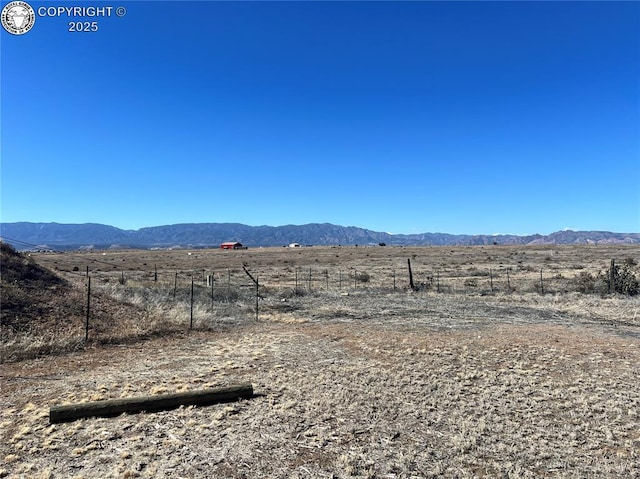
[
  {"x1": 1, "y1": 244, "x2": 639, "y2": 477},
  {"x1": 1, "y1": 317, "x2": 639, "y2": 478}
]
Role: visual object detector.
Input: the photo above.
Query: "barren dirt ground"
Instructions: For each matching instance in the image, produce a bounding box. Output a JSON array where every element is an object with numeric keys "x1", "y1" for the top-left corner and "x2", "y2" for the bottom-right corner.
[
  {"x1": 2, "y1": 304, "x2": 639, "y2": 478},
  {"x1": 2, "y1": 245, "x2": 639, "y2": 478}
]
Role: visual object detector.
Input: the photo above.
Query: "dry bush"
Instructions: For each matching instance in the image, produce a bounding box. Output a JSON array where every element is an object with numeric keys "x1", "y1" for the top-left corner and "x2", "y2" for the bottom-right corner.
[
  {"x1": 278, "y1": 287, "x2": 307, "y2": 299},
  {"x1": 602, "y1": 263, "x2": 639, "y2": 296},
  {"x1": 572, "y1": 263, "x2": 640, "y2": 297},
  {"x1": 574, "y1": 271, "x2": 597, "y2": 294},
  {"x1": 463, "y1": 278, "x2": 478, "y2": 288},
  {"x1": 354, "y1": 271, "x2": 370, "y2": 283}
]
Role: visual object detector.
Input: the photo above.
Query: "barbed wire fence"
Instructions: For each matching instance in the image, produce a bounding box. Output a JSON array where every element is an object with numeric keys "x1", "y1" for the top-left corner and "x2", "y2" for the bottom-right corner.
[
  {"x1": 3, "y1": 234, "x2": 630, "y2": 344},
  {"x1": 67, "y1": 256, "x2": 625, "y2": 341},
  {"x1": 3, "y1": 238, "x2": 634, "y2": 361}
]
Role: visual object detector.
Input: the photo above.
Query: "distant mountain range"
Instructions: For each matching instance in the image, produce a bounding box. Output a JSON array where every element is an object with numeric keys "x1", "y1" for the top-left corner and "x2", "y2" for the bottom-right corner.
[{"x1": 1, "y1": 222, "x2": 639, "y2": 250}]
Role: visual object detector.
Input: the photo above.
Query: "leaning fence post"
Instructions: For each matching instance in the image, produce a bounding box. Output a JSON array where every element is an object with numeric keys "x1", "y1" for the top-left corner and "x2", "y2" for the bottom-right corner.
[
  {"x1": 407, "y1": 259, "x2": 416, "y2": 291},
  {"x1": 539, "y1": 268, "x2": 544, "y2": 295},
  {"x1": 407, "y1": 259, "x2": 415, "y2": 290},
  {"x1": 255, "y1": 277, "x2": 259, "y2": 321},
  {"x1": 85, "y1": 276, "x2": 91, "y2": 341},
  {"x1": 242, "y1": 266, "x2": 260, "y2": 320}
]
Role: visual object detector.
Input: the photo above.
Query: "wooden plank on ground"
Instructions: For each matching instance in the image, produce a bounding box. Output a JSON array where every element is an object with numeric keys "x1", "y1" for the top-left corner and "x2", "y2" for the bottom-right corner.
[{"x1": 50, "y1": 383, "x2": 254, "y2": 423}]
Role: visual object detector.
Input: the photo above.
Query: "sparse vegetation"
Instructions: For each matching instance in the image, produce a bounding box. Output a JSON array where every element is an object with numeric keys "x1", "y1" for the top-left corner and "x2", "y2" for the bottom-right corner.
[
  {"x1": 1, "y1": 243, "x2": 179, "y2": 361},
  {"x1": 574, "y1": 270, "x2": 597, "y2": 294},
  {"x1": 353, "y1": 270, "x2": 370, "y2": 283},
  {"x1": 601, "y1": 261, "x2": 640, "y2": 296},
  {"x1": 1, "y1": 243, "x2": 639, "y2": 477},
  {"x1": 1, "y1": 242, "x2": 72, "y2": 334},
  {"x1": 463, "y1": 277, "x2": 478, "y2": 287}
]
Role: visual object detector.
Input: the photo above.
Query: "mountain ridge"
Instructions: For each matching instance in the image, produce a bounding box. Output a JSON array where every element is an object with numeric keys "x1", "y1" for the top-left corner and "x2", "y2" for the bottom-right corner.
[{"x1": 1, "y1": 221, "x2": 639, "y2": 250}]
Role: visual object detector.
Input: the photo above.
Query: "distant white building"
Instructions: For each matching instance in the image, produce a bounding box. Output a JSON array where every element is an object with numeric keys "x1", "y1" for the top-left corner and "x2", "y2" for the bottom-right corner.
[{"x1": 289, "y1": 243, "x2": 301, "y2": 248}]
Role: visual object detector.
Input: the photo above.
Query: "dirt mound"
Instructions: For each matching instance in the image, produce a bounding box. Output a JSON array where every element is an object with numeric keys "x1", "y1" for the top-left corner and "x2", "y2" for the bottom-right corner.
[
  {"x1": 1, "y1": 243, "x2": 154, "y2": 362},
  {"x1": 0, "y1": 242, "x2": 75, "y2": 332}
]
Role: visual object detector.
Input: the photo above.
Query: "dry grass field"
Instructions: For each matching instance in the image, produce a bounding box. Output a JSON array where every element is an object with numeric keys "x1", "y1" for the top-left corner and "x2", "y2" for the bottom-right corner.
[{"x1": 1, "y1": 244, "x2": 639, "y2": 478}]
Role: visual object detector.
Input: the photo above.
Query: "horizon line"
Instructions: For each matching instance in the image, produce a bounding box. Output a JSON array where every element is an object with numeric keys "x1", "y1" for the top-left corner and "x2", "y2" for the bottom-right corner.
[{"x1": 1, "y1": 220, "x2": 638, "y2": 237}]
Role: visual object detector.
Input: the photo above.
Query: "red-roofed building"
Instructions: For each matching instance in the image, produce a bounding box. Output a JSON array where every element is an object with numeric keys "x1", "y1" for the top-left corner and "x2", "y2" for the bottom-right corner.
[{"x1": 220, "y1": 242, "x2": 246, "y2": 250}]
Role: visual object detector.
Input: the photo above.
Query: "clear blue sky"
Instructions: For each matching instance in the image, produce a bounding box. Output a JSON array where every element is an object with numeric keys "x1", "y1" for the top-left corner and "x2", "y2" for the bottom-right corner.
[{"x1": 1, "y1": 1, "x2": 639, "y2": 235}]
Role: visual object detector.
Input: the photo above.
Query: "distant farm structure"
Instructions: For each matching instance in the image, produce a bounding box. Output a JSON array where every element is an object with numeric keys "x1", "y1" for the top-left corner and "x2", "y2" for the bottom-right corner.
[{"x1": 220, "y1": 242, "x2": 247, "y2": 250}]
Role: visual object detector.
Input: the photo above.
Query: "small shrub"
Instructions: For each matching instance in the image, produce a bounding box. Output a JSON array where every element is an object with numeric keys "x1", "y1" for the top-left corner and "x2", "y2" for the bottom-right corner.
[
  {"x1": 534, "y1": 281, "x2": 543, "y2": 294},
  {"x1": 574, "y1": 271, "x2": 596, "y2": 294},
  {"x1": 594, "y1": 278, "x2": 609, "y2": 295},
  {"x1": 279, "y1": 288, "x2": 306, "y2": 299},
  {"x1": 211, "y1": 288, "x2": 240, "y2": 302},
  {"x1": 599, "y1": 263, "x2": 639, "y2": 296},
  {"x1": 467, "y1": 266, "x2": 479, "y2": 275},
  {"x1": 615, "y1": 265, "x2": 639, "y2": 296},
  {"x1": 354, "y1": 271, "x2": 370, "y2": 283},
  {"x1": 518, "y1": 264, "x2": 536, "y2": 272},
  {"x1": 624, "y1": 257, "x2": 637, "y2": 267}
]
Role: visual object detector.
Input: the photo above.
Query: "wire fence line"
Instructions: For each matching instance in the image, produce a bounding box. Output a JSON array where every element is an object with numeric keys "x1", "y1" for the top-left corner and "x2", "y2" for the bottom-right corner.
[
  {"x1": 5, "y1": 242, "x2": 636, "y2": 361},
  {"x1": 62, "y1": 260, "x2": 613, "y2": 339},
  {"x1": 88, "y1": 262, "x2": 593, "y2": 295}
]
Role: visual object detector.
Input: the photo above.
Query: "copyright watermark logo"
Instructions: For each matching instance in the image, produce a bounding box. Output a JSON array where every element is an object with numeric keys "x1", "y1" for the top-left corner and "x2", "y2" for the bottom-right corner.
[
  {"x1": 3, "y1": 3, "x2": 128, "y2": 34},
  {"x1": 1, "y1": 1, "x2": 36, "y2": 35}
]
